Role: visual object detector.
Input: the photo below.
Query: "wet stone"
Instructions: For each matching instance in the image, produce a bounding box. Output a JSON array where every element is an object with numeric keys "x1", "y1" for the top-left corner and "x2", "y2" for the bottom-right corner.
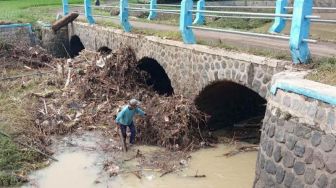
[
  {"x1": 314, "y1": 151, "x2": 325, "y2": 170},
  {"x1": 294, "y1": 125, "x2": 311, "y2": 139},
  {"x1": 221, "y1": 62, "x2": 227, "y2": 69},
  {"x1": 275, "y1": 128, "x2": 286, "y2": 143},
  {"x1": 294, "y1": 141, "x2": 305, "y2": 157},
  {"x1": 316, "y1": 108, "x2": 326, "y2": 123},
  {"x1": 304, "y1": 147, "x2": 314, "y2": 164},
  {"x1": 276, "y1": 166, "x2": 285, "y2": 184},
  {"x1": 321, "y1": 134, "x2": 336, "y2": 152},
  {"x1": 328, "y1": 110, "x2": 335, "y2": 127},
  {"x1": 283, "y1": 151, "x2": 295, "y2": 168},
  {"x1": 316, "y1": 174, "x2": 328, "y2": 188},
  {"x1": 215, "y1": 62, "x2": 220, "y2": 69},
  {"x1": 273, "y1": 145, "x2": 282, "y2": 162},
  {"x1": 284, "y1": 121, "x2": 295, "y2": 133},
  {"x1": 260, "y1": 154, "x2": 266, "y2": 169},
  {"x1": 293, "y1": 161, "x2": 305, "y2": 175},
  {"x1": 286, "y1": 134, "x2": 297, "y2": 150},
  {"x1": 284, "y1": 171, "x2": 295, "y2": 187},
  {"x1": 311, "y1": 131, "x2": 322, "y2": 147},
  {"x1": 265, "y1": 160, "x2": 277, "y2": 175},
  {"x1": 304, "y1": 168, "x2": 316, "y2": 185}
]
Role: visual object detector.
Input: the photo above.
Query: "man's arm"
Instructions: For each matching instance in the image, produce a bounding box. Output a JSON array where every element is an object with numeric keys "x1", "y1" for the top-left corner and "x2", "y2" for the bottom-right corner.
[{"x1": 135, "y1": 107, "x2": 146, "y2": 117}]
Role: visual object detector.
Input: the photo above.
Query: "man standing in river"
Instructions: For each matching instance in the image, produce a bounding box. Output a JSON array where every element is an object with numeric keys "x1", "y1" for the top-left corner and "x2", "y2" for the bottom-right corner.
[{"x1": 115, "y1": 99, "x2": 147, "y2": 146}]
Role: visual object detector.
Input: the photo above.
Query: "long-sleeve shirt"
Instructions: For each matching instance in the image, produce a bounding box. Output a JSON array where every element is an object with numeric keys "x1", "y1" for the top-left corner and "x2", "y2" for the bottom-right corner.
[{"x1": 115, "y1": 105, "x2": 146, "y2": 126}]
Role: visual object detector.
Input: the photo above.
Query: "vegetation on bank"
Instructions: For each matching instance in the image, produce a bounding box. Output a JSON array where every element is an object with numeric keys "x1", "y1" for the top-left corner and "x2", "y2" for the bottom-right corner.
[{"x1": 307, "y1": 58, "x2": 336, "y2": 86}]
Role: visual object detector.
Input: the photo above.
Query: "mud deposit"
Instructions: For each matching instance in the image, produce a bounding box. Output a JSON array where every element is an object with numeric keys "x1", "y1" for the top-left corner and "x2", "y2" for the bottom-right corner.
[{"x1": 23, "y1": 131, "x2": 257, "y2": 188}]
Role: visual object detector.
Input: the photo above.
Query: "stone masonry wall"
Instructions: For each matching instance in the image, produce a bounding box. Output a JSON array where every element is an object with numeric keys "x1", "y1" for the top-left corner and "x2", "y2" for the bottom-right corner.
[
  {"x1": 0, "y1": 25, "x2": 33, "y2": 45},
  {"x1": 68, "y1": 22, "x2": 289, "y2": 99},
  {"x1": 254, "y1": 89, "x2": 336, "y2": 188}
]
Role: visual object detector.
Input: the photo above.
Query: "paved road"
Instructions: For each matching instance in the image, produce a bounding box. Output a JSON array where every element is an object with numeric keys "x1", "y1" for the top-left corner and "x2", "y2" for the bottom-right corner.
[{"x1": 91, "y1": 17, "x2": 336, "y2": 58}]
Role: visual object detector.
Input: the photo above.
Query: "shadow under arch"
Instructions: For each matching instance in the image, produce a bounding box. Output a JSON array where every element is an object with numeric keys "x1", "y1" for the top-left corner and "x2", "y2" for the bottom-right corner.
[
  {"x1": 69, "y1": 35, "x2": 85, "y2": 57},
  {"x1": 137, "y1": 57, "x2": 174, "y2": 96},
  {"x1": 195, "y1": 80, "x2": 266, "y2": 142}
]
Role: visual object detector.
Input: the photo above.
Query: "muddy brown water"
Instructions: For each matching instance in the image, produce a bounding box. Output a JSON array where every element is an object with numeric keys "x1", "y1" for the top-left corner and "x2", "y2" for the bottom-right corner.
[{"x1": 23, "y1": 131, "x2": 257, "y2": 188}]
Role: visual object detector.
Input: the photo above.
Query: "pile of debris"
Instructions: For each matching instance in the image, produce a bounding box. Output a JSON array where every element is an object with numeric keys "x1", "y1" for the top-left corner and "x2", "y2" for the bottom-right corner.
[{"x1": 33, "y1": 46, "x2": 210, "y2": 150}]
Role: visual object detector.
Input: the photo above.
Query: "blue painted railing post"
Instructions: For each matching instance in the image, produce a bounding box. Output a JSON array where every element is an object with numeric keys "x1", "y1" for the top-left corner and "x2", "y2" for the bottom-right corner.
[
  {"x1": 84, "y1": 0, "x2": 95, "y2": 24},
  {"x1": 120, "y1": 0, "x2": 132, "y2": 32},
  {"x1": 289, "y1": 0, "x2": 313, "y2": 64},
  {"x1": 193, "y1": 0, "x2": 205, "y2": 25},
  {"x1": 62, "y1": 0, "x2": 69, "y2": 16},
  {"x1": 269, "y1": 0, "x2": 288, "y2": 33},
  {"x1": 180, "y1": 0, "x2": 195, "y2": 44},
  {"x1": 148, "y1": 0, "x2": 157, "y2": 20}
]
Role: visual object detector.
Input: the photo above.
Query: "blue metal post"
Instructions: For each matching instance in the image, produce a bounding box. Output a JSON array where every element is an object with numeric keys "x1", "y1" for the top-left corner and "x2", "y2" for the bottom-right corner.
[
  {"x1": 180, "y1": 0, "x2": 195, "y2": 44},
  {"x1": 289, "y1": 0, "x2": 313, "y2": 64},
  {"x1": 84, "y1": 0, "x2": 95, "y2": 24},
  {"x1": 148, "y1": 0, "x2": 157, "y2": 20},
  {"x1": 62, "y1": 0, "x2": 69, "y2": 16},
  {"x1": 269, "y1": 0, "x2": 288, "y2": 33},
  {"x1": 193, "y1": 0, "x2": 205, "y2": 25},
  {"x1": 120, "y1": 0, "x2": 132, "y2": 32}
]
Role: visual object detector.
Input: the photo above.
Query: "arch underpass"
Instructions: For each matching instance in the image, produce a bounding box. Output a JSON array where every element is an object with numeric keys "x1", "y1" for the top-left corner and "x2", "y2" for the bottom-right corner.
[
  {"x1": 195, "y1": 80, "x2": 266, "y2": 143},
  {"x1": 137, "y1": 57, "x2": 174, "y2": 96},
  {"x1": 69, "y1": 35, "x2": 85, "y2": 57}
]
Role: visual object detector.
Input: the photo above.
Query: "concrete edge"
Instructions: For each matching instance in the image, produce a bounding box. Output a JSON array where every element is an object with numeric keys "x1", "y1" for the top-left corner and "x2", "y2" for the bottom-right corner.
[
  {"x1": 271, "y1": 71, "x2": 336, "y2": 106},
  {"x1": 74, "y1": 22, "x2": 291, "y2": 68}
]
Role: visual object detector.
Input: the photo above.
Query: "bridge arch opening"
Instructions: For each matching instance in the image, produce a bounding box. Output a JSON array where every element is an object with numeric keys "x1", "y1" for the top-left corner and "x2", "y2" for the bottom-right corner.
[
  {"x1": 69, "y1": 35, "x2": 85, "y2": 58},
  {"x1": 137, "y1": 57, "x2": 174, "y2": 96},
  {"x1": 195, "y1": 81, "x2": 266, "y2": 143},
  {"x1": 97, "y1": 46, "x2": 112, "y2": 55}
]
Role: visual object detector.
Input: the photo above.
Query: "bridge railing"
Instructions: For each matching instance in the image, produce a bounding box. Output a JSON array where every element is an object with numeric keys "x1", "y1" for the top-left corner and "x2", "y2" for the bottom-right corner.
[{"x1": 61, "y1": 0, "x2": 336, "y2": 64}]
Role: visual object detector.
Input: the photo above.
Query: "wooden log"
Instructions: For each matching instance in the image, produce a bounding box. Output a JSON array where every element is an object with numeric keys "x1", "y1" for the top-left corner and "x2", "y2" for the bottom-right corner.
[{"x1": 52, "y1": 12, "x2": 79, "y2": 32}]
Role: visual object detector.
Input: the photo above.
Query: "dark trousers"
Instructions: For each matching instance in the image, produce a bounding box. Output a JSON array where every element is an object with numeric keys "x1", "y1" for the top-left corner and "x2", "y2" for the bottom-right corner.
[{"x1": 119, "y1": 122, "x2": 136, "y2": 144}]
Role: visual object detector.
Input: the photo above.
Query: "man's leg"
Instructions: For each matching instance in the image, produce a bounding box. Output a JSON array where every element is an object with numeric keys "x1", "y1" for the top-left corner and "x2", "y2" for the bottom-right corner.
[
  {"x1": 128, "y1": 122, "x2": 136, "y2": 144},
  {"x1": 119, "y1": 124, "x2": 127, "y2": 143}
]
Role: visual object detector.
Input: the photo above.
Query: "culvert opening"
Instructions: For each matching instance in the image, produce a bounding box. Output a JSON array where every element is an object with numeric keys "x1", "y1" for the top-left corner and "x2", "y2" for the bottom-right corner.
[
  {"x1": 195, "y1": 81, "x2": 266, "y2": 143},
  {"x1": 97, "y1": 46, "x2": 112, "y2": 55},
  {"x1": 69, "y1": 35, "x2": 85, "y2": 57},
  {"x1": 137, "y1": 57, "x2": 174, "y2": 96}
]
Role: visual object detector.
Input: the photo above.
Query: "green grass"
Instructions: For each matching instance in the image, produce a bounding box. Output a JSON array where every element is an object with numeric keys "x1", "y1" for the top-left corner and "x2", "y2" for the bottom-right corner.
[
  {"x1": 307, "y1": 57, "x2": 336, "y2": 86},
  {"x1": 0, "y1": 0, "x2": 82, "y2": 23}
]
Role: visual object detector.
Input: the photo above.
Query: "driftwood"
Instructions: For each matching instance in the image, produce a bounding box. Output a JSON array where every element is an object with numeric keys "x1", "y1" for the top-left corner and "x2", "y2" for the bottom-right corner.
[
  {"x1": 223, "y1": 145, "x2": 259, "y2": 157},
  {"x1": 52, "y1": 12, "x2": 79, "y2": 32},
  {"x1": 0, "y1": 131, "x2": 58, "y2": 161}
]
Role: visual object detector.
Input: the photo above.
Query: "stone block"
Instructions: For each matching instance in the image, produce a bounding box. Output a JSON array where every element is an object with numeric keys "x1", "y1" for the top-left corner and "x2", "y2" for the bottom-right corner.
[
  {"x1": 311, "y1": 131, "x2": 322, "y2": 147},
  {"x1": 283, "y1": 151, "x2": 295, "y2": 168},
  {"x1": 285, "y1": 134, "x2": 297, "y2": 150},
  {"x1": 304, "y1": 147, "x2": 314, "y2": 164},
  {"x1": 316, "y1": 174, "x2": 328, "y2": 188},
  {"x1": 265, "y1": 160, "x2": 277, "y2": 175},
  {"x1": 283, "y1": 96, "x2": 291, "y2": 108},
  {"x1": 294, "y1": 141, "x2": 305, "y2": 157},
  {"x1": 316, "y1": 108, "x2": 327, "y2": 124},
  {"x1": 292, "y1": 178, "x2": 304, "y2": 188},
  {"x1": 260, "y1": 153, "x2": 266, "y2": 169},
  {"x1": 314, "y1": 150, "x2": 325, "y2": 170},
  {"x1": 304, "y1": 168, "x2": 316, "y2": 185},
  {"x1": 276, "y1": 166, "x2": 285, "y2": 184},
  {"x1": 330, "y1": 178, "x2": 336, "y2": 188},
  {"x1": 325, "y1": 153, "x2": 336, "y2": 174},
  {"x1": 273, "y1": 145, "x2": 282, "y2": 163},
  {"x1": 266, "y1": 140, "x2": 274, "y2": 157},
  {"x1": 221, "y1": 62, "x2": 227, "y2": 69},
  {"x1": 284, "y1": 171, "x2": 295, "y2": 187},
  {"x1": 293, "y1": 161, "x2": 305, "y2": 175},
  {"x1": 275, "y1": 128, "x2": 286, "y2": 143},
  {"x1": 321, "y1": 134, "x2": 336, "y2": 152},
  {"x1": 294, "y1": 125, "x2": 311, "y2": 139},
  {"x1": 284, "y1": 121, "x2": 295, "y2": 133}
]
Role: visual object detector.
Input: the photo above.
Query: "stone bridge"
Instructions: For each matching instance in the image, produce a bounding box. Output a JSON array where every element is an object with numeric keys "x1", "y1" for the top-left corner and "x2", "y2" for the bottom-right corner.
[
  {"x1": 67, "y1": 22, "x2": 290, "y2": 99},
  {"x1": 38, "y1": 22, "x2": 336, "y2": 188}
]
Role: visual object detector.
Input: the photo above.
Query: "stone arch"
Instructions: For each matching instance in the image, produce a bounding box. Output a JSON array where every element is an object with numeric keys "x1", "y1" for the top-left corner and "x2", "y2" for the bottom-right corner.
[
  {"x1": 69, "y1": 35, "x2": 85, "y2": 57},
  {"x1": 195, "y1": 80, "x2": 266, "y2": 134},
  {"x1": 137, "y1": 57, "x2": 174, "y2": 96},
  {"x1": 97, "y1": 46, "x2": 112, "y2": 55}
]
